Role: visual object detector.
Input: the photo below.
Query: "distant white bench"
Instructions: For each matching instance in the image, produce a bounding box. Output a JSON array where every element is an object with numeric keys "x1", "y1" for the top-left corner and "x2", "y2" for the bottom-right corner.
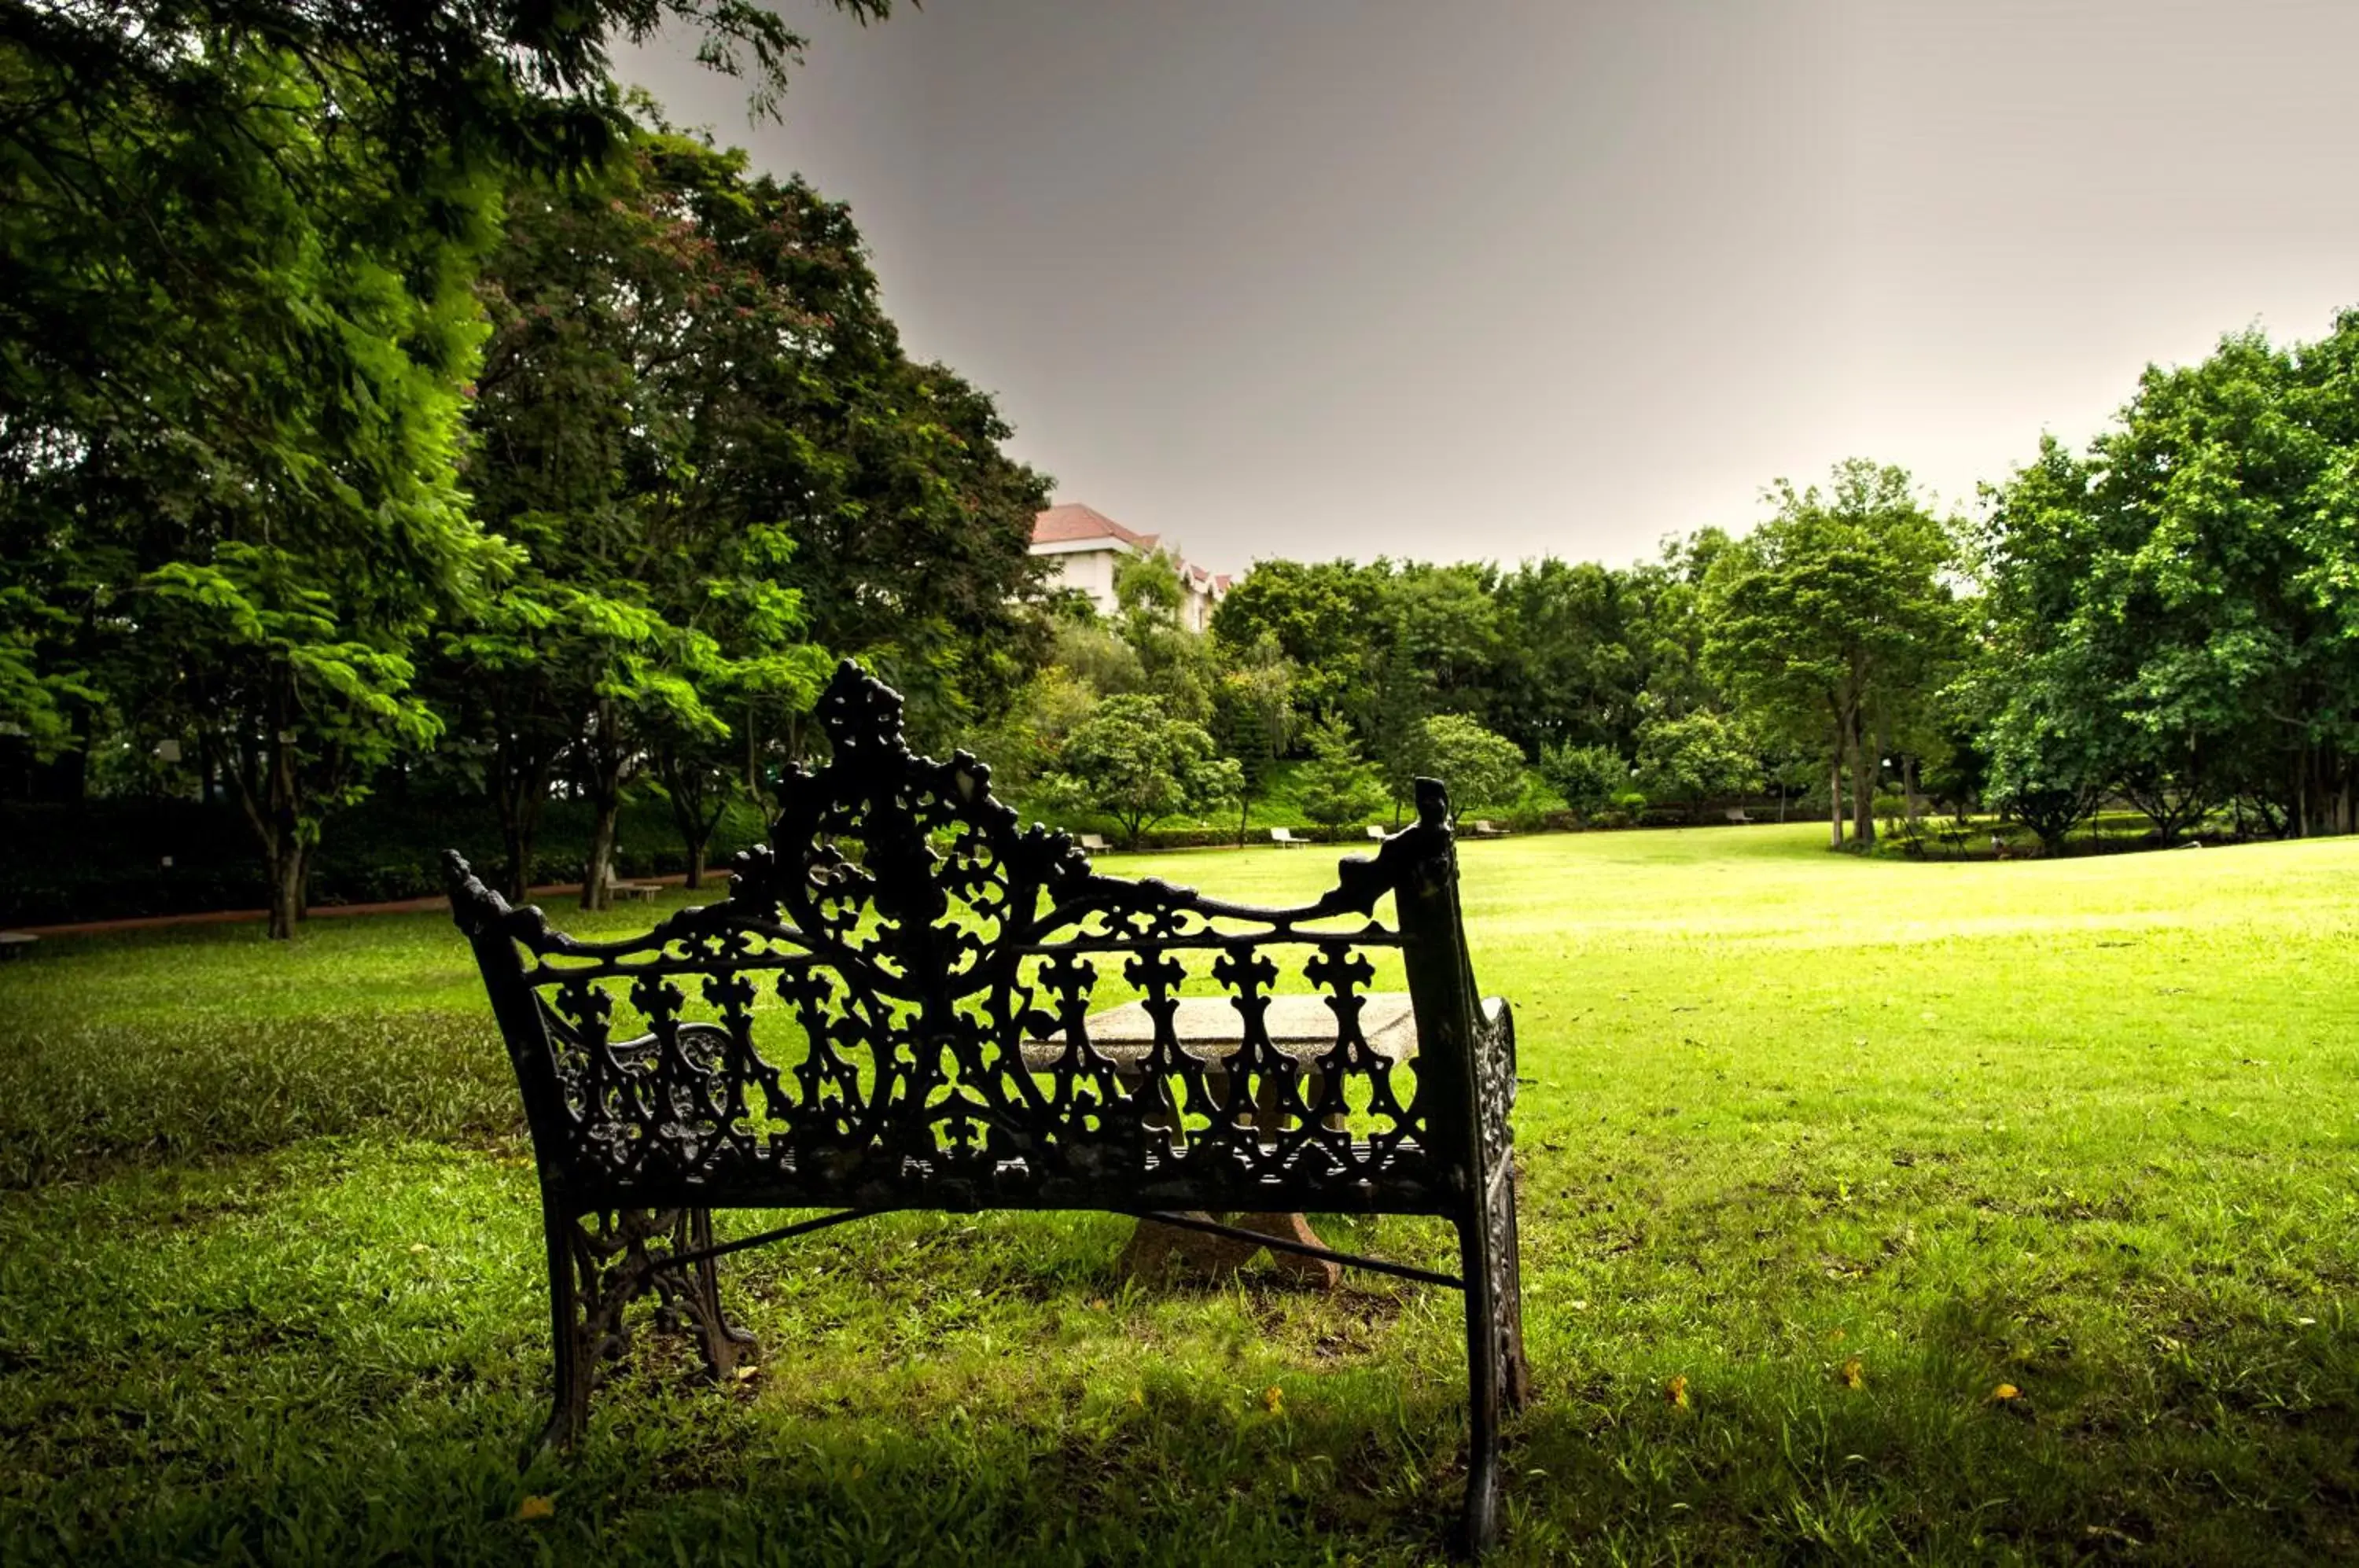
[
  {"x1": 598, "y1": 861, "x2": 661, "y2": 901},
  {"x1": 1366, "y1": 825, "x2": 1387, "y2": 841},
  {"x1": 0, "y1": 932, "x2": 36, "y2": 959},
  {"x1": 1463, "y1": 819, "x2": 1510, "y2": 838},
  {"x1": 1077, "y1": 833, "x2": 1112, "y2": 853},
  {"x1": 1724, "y1": 808, "x2": 1754, "y2": 825},
  {"x1": 1269, "y1": 827, "x2": 1308, "y2": 848}
]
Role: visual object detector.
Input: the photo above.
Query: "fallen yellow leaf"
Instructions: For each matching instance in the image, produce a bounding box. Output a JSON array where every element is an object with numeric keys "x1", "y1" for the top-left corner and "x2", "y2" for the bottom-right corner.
[
  {"x1": 733, "y1": 1364, "x2": 760, "y2": 1382},
  {"x1": 517, "y1": 1495, "x2": 554, "y2": 1522},
  {"x1": 408, "y1": 1242, "x2": 429, "y2": 1254},
  {"x1": 1666, "y1": 1374, "x2": 1690, "y2": 1409},
  {"x1": 1840, "y1": 1356, "x2": 1864, "y2": 1389},
  {"x1": 1263, "y1": 1385, "x2": 1284, "y2": 1414},
  {"x1": 1993, "y1": 1383, "x2": 2020, "y2": 1401},
  {"x1": 1128, "y1": 1388, "x2": 1145, "y2": 1407}
]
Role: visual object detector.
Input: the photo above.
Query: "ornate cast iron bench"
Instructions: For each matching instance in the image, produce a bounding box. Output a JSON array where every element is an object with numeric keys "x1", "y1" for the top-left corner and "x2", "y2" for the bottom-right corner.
[{"x1": 444, "y1": 661, "x2": 1531, "y2": 1550}]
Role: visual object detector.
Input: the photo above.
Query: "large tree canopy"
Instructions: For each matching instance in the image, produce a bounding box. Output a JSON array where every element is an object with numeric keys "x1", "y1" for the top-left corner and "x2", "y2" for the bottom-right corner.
[
  {"x1": 0, "y1": 0, "x2": 893, "y2": 930},
  {"x1": 1, "y1": 39, "x2": 510, "y2": 933},
  {"x1": 1975, "y1": 315, "x2": 2359, "y2": 843}
]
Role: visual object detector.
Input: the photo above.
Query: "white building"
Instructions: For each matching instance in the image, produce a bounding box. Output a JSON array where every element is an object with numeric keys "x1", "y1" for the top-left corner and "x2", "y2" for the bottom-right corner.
[{"x1": 1030, "y1": 503, "x2": 1232, "y2": 631}]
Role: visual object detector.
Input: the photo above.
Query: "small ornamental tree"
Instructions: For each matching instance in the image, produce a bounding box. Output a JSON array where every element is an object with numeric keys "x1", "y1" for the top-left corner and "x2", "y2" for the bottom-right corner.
[
  {"x1": 1538, "y1": 742, "x2": 1628, "y2": 819},
  {"x1": 1215, "y1": 635, "x2": 1297, "y2": 845},
  {"x1": 1296, "y1": 718, "x2": 1388, "y2": 834},
  {"x1": 1634, "y1": 709, "x2": 1761, "y2": 823},
  {"x1": 1038, "y1": 694, "x2": 1240, "y2": 848},
  {"x1": 1413, "y1": 713, "x2": 1527, "y2": 814}
]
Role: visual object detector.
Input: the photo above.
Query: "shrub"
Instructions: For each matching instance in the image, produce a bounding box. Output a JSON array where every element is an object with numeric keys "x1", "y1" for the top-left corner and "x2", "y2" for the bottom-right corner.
[
  {"x1": 1296, "y1": 719, "x2": 1389, "y2": 831},
  {"x1": 1539, "y1": 742, "x2": 1629, "y2": 818},
  {"x1": 1412, "y1": 714, "x2": 1527, "y2": 812}
]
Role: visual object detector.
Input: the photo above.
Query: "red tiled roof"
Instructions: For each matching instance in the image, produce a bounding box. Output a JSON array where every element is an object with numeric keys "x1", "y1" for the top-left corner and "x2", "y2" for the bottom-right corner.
[{"x1": 1032, "y1": 503, "x2": 1157, "y2": 552}]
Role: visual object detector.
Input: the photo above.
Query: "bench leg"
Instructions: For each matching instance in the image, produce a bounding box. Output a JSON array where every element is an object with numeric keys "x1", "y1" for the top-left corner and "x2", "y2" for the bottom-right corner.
[
  {"x1": 1456, "y1": 1160, "x2": 1531, "y2": 1555},
  {"x1": 532, "y1": 1198, "x2": 598, "y2": 1459},
  {"x1": 528, "y1": 1205, "x2": 760, "y2": 1462},
  {"x1": 653, "y1": 1208, "x2": 758, "y2": 1379}
]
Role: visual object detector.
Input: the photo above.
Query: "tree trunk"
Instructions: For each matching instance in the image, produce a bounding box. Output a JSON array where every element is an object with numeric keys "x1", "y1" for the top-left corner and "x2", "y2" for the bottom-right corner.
[
  {"x1": 267, "y1": 837, "x2": 304, "y2": 940},
  {"x1": 493, "y1": 742, "x2": 555, "y2": 904},
  {"x1": 579, "y1": 698, "x2": 633, "y2": 911},
  {"x1": 1828, "y1": 753, "x2": 1844, "y2": 847},
  {"x1": 1849, "y1": 714, "x2": 1877, "y2": 848},
  {"x1": 229, "y1": 706, "x2": 313, "y2": 940},
  {"x1": 1903, "y1": 756, "x2": 1920, "y2": 827},
  {"x1": 500, "y1": 816, "x2": 535, "y2": 905},
  {"x1": 582, "y1": 796, "x2": 619, "y2": 911},
  {"x1": 664, "y1": 767, "x2": 703, "y2": 890}
]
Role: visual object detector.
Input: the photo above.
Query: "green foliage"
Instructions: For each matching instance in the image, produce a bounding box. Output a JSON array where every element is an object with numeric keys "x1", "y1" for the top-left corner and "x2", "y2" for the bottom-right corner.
[
  {"x1": 0, "y1": 37, "x2": 513, "y2": 934},
  {"x1": 1036, "y1": 695, "x2": 1239, "y2": 847},
  {"x1": 1634, "y1": 709, "x2": 1761, "y2": 822},
  {"x1": 1293, "y1": 718, "x2": 1388, "y2": 830},
  {"x1": 1974, "y1": 315, "x2": 2359, "y2": 843},
  {"x1": 1704, "y1": 461, "x2": 1960, "y2": 847},
  {"x1": 0, "y1": 2, "x2": 886, "y2": 929},
  {"x1": 1213, "y1": 638, "x2": 1297, "y2": 842},
  {"x1": 1411, "y1": 713, "x2": 1526, "y2": 813},
  {"x1": 1539, "y1": 742, "x2": 1632, "y2": 818},
  {"x1": 1209, "y1": 559, "x2": 1386, "y2": 724},
  {"x1": 969, "y1": 666, "x2": 1099, "y2": 794}
]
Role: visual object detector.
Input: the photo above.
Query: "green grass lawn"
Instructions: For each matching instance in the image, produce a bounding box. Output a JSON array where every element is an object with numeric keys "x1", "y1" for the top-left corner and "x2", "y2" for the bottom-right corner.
[{"x1": 6, "y1": 825, "x2": 2359, "y2": 1564}]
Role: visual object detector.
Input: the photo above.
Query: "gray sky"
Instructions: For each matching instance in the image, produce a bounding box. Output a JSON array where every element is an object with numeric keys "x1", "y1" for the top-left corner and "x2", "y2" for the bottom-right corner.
[{"x1": 624, "y1": 1, "x2": 2359, "y2": 576}]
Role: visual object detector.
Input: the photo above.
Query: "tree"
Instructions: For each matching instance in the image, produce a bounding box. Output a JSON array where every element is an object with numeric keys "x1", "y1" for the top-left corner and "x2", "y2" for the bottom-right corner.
[
  {"x1": 1976, "y1": 673, "x2": 2108, "y2": 853},
  {"x1": 1411, "y1": 714, "x2": 1526, "y2": 815},
  {"x1": 1210, "y1": 559, "x2": 1386, "y2": 725},
  {"x1": 0, "y1": 42, "x2": 510, "y2": 936},
  {"x1": 455, "y1": 123, "x2": 849, "y2": 907},
  {"x1": 1974, "y1": 318, "x2": 2359, "y2": 843},
  {"x1": 1633, "y1": 709, "x2": 1761, "y2": 823},
  {"x1": 1037, "y1": 695, "x2": 1240, "y2": 848},
  {"x1": 972, "y1": 663, "x2": 1097, "y2": 794},
  {"x1": 2, "y1": 2, "x2": 889, "y2": 200},
  {"x1": 1, "y1": 2, "x2": 889, "y2": 931},
  {"x1": 1294, "y1": 718, "x2": 1389, "y2": 834},
  {"x1": 1537, "y1": 742, "x2": 1628, "y2": 819},
  {"x1": 774, "y1": 351, "x2": 1053, "y2": 753},
  {"x1": 1214, "y1": 636, "x2": 1297, "y2": 846},
  {"x1": 1492, "y1": 558, "x2": 1643, "y2": 757},
  {"x1": 1703, "y1": 461, "x2": 1958, "y2": 849}
]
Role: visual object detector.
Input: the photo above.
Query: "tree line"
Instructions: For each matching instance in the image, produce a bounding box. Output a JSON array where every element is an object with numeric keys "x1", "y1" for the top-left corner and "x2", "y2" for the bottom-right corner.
[
  {"x1": 994, "y1": 311, "x2": 2359, "y2": 859},
  {"x1": 9, "y1": 6, "x2": 2359, "y2": 936}
]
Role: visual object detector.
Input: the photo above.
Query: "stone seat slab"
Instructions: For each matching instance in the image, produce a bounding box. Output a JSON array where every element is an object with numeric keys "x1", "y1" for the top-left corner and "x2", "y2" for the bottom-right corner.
[{"x1": 1021, "y1": 992, "x2": 1417, "y2": 1072}]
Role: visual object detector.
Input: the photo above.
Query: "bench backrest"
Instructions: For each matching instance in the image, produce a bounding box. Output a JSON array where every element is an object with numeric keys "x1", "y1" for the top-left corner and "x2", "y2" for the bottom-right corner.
[{"x1": 447, "y1": 662, "x2": 1492, "y2": 1216}]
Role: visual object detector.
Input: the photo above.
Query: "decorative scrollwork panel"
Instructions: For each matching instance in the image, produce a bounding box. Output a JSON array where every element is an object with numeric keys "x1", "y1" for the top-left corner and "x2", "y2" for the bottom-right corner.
[{"x1": 454, "y1": 661, "x2": 1452, "y2": 1212}]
